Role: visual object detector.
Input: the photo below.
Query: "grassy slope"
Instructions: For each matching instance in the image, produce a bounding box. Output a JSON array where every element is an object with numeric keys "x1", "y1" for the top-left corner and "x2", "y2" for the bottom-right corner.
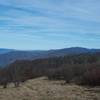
[{"x1": 0, "y1": 77, "x2": 100, "y2": 100}]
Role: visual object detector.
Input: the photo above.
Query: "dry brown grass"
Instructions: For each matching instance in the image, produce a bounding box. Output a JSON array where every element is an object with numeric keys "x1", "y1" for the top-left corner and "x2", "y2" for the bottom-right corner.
[{"x1": 0, "y1": 77, "x2": 100, "y2": 100}]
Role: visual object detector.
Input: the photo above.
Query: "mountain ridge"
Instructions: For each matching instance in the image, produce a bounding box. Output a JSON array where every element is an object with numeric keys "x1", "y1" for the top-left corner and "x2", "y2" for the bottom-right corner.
[{"x1": 0, "y1": 47, "x2": 100, "y2": 66}]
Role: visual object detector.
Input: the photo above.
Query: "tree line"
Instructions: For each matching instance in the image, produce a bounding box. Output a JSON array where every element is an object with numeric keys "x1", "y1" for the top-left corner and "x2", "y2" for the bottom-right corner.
[{"x1": 0, "y1": 52, "x2": 100, "y2": 88}]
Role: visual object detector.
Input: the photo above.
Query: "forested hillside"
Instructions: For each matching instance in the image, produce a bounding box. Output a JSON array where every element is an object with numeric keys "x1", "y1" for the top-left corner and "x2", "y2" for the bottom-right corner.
[
  {"x1": 0, "y1": 52, "x2": 100, "y2": 88},
  {"x1": 0, "y1": 47, "x2": 100, "y2": 66}
]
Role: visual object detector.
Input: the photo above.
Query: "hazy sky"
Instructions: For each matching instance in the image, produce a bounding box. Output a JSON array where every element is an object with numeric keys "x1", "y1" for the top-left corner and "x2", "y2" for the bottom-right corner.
[{"x1": 0, "y1": 0, "x2": 100, "y2": 50}]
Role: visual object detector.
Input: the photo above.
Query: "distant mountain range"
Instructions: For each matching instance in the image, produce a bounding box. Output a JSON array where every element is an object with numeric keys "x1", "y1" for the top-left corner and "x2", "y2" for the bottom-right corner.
[
  {"x1": 0, "y1": 47, "x2": 100, "y2": 66},
  {"x1": 0, "y1": 48, "x2": 14, "y2": 54}
]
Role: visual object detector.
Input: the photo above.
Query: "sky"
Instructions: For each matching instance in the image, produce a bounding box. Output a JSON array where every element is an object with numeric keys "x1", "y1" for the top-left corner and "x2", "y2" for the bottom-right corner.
[{"x1": 0, "y1": 0, "x2": 100, "y2": 50}]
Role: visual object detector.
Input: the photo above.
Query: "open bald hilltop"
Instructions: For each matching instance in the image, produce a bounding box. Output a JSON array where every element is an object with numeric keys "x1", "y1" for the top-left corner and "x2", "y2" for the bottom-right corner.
[
  {"x1": 0, "y1": 77, "x2": 100, "y2": 100},
  {"x1": 0, "y1": 0, "x2": 100, "y2": 99}
]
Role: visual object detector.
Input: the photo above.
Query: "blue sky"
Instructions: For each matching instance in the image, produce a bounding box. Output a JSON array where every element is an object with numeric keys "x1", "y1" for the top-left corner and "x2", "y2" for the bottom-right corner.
[{"x1": 0, "y1": 0, "x2": 100, "y2": 50}]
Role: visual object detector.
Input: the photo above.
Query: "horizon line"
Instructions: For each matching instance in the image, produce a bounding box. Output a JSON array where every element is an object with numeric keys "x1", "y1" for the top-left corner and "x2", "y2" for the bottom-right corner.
[{"x1": 0, "y1": 46, "x2": 100, "y2": 51}]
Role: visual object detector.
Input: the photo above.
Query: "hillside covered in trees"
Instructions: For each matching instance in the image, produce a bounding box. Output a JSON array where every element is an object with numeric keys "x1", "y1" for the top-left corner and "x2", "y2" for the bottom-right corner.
[
  {"x1": 0, "y1": 52, "x2": 100, "y2": 88},
  {"x1": 0, "y1": 47, "x2": 100, "y2": 66}
]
